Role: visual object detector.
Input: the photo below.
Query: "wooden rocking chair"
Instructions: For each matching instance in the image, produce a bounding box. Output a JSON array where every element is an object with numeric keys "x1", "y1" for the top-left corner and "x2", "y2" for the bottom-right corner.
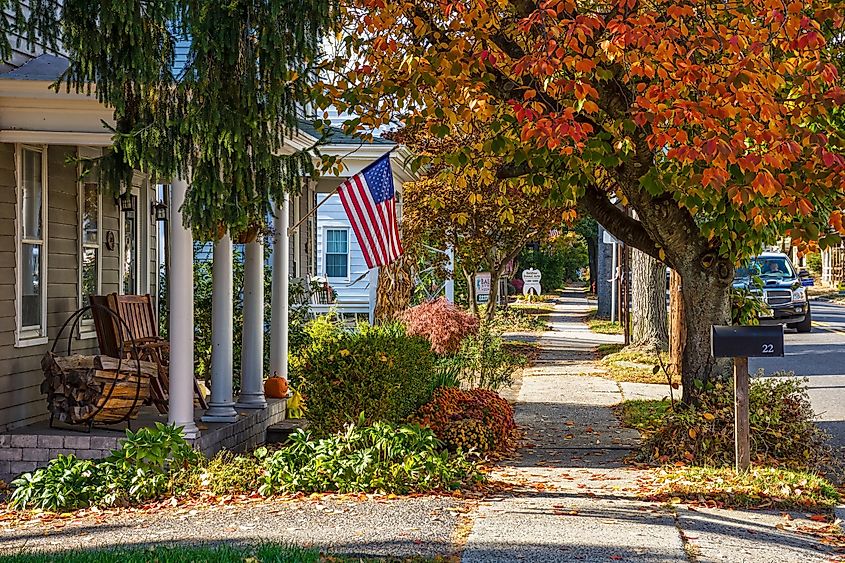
[{"x1": 90, "y1": 293, "x2": 209, "y2": 413}]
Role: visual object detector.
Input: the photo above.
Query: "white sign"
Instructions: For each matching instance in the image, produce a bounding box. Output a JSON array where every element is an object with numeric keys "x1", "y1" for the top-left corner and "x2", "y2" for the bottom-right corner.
[
  {"x1": 602, "y1": 230, "x2": 617, "y2": 244},
  {"x1": 522, "y1": 268, "x2": 542, "y2": 296},
  {"x1": 475, "y1": 272, "x2": 491, "y2": 304}
]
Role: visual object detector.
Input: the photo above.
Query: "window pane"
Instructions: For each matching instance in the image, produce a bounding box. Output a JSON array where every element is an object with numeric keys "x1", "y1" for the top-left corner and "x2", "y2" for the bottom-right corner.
[
  {"x1": 81, "y1": 248, "x2": 98, "y2": 321},
  {"x1": 82, "y1": 183, "x2": 98, "y2": 245},
  {"x1": 123, "y1": 196, "x2": 138, "y2": 294},
  {"x1": 326, "y1": 254, "x2": 348, "y2": 278},
  {"x1": 21, "y1": 243, "x2": 42, "y2": 328},
  {"x1": 21, "y1": 149, "x2": 43, "y2": 240},
  {"x1": 326, "y1": 229, "x2": 348, "y2": 253}
]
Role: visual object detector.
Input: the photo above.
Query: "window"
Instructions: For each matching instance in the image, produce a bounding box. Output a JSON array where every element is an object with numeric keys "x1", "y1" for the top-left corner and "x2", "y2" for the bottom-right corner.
[
  {"x1": 325, "y1": 228, "x2": 349, "y2": 278},
  {"x1": 120, "y1": 193, "x2": 139, "y2": 294},
  {"x1": 16, "y1": 145, "x2": 48, "y2": 346},
  {"x1": 79, "y1": 164, "x2": 101, "y2": 337}
]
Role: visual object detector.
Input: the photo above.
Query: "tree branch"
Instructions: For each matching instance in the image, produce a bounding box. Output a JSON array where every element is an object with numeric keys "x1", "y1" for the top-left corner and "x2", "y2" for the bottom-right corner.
[{"x1": 578, "y1": 184, "x2": 663, "y2": 262}]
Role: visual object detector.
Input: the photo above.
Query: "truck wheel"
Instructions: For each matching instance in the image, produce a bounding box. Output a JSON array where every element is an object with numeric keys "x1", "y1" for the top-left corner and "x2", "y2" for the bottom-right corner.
[{"x1": 789, "y1": 306, "x2": 812, "y2": 333}]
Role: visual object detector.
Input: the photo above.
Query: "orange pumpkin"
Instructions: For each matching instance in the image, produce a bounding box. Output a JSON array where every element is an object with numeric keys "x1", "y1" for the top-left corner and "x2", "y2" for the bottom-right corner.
[{"x1": 264, "y1": 376, "x2": 289, "y2": 398}]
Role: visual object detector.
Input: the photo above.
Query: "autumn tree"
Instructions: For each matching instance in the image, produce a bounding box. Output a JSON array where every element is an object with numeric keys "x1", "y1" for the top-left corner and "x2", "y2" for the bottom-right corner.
[
  {"x1": 321, "y1": 0, "x2": 845, "y2": 404},
  {"x1": 393, "y1": 125, "x2": 567, "y2": 319}
]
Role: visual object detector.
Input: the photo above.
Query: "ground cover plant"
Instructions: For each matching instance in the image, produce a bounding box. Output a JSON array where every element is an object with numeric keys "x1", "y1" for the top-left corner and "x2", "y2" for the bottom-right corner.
[
  {"x1": 649, "y1": 467, "x2": 841, "y2": 510},
  {"x1": 618, "y1": 375, "x2": 835, "y2": 473},
  {"x1": 413, "y1": 388, "x2": 517, "y2": 453},
  {"x1": 8, "y1": 420, "x2": 483, "y2": 513},
  {"x1": 259, "y1": 419, "x2": 482, "y2": 495}
]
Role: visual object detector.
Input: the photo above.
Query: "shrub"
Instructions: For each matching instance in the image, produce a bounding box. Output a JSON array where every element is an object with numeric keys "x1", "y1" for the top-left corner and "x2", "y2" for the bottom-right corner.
[
  {"x1": 453, "y1": 321, "x2": 526, "y2": 390},
  {"x1": 635, "y1": 375, "x2": 834, "y2": 471},
  {"x1": 258, "y1": 419, "x2": 481, "y2": 495},
  {"x1": 297, "y1": 322, "x2": 438, "y2": 435},
  {"x1": 413, "y1": 388, "x2": 516, "y2": 453},
  {"x1": 402, "y1": 298, "x2": 479, "y2": 354},
  {"x1": 10, "y1": 423, "x2": 200, "y2": 511},
  {"x1": 182, "y1": 451, "x2": 263, "y2": 495}
]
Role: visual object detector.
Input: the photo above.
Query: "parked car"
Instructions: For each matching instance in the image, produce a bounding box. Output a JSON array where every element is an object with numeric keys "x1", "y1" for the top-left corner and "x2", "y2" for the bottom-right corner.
[{"x1": 733, "y1": 251, "x2": 812, "y2": 332}]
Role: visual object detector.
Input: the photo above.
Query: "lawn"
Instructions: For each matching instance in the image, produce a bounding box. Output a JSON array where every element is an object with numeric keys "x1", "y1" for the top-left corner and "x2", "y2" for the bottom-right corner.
[
  {"x1": 597, "y1": 347, "x2": 678, "y2": 385},
  {"x1": 585, "y1": 315, "x2": 623, "y2": 335},
  {"x1": 649, "y1": 466, "x2": 841, "y2": 510},
  {"x1": 0, "y1": 544, "x2": 444, "y2": 563}
]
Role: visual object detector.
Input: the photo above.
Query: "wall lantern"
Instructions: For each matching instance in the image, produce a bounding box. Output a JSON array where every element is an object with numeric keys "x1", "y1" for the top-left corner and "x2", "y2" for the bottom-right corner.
[
  {"x1": 118, "y1": 193, "x2": 135, "y2": 213},
  {"x1": 151, "y1": 200, "x2": 169, "y2": 222}
]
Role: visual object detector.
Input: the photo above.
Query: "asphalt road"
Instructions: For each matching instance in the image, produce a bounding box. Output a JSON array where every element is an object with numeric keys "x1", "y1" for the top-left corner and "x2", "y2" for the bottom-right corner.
[{"x1": 750, "y1": 299, "x2": 845, "y2": 450}]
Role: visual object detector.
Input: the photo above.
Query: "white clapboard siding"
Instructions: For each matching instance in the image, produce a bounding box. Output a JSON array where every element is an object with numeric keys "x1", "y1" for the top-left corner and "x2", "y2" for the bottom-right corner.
[{"x1": 316, "y1": 194, "x2": 370, "y2": 305}]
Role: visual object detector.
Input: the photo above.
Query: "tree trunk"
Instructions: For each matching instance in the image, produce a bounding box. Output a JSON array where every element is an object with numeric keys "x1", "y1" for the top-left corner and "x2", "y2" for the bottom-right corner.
[
  {"x1": 463, "y1": 268, "x2": 478, "y2": 315},
  {"x1": 676, "y1": 268, "x2": 732, "y2": 404},
  {"x1": 630, "y1": 249, "x2": 668, "y2": 351},
  {"x1": 374, "y1": 254, "x2": 414, "y2": 323},
  {"x1": 668, "y1": 270, "x2": 684, "y2": 377},
  {"x1": 586, "y1": 235, "x2": 597, "y2": 294}
]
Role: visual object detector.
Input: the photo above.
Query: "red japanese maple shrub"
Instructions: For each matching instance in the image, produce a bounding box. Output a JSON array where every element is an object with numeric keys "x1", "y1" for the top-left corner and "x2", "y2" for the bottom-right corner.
[{"x1": 401, "y1": 298, "x2": 479, "y2": 355}]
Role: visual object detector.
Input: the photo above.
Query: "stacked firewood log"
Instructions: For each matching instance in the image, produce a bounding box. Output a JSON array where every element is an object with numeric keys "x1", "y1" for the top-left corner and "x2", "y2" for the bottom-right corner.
[{"x1": 41, "y1": 353, "x2": 156, "y2": 424}]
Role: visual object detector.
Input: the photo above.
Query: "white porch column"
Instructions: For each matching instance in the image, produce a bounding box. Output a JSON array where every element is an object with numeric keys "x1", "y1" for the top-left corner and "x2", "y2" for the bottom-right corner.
[
  {"x1": 269, "y1": 194, "x2": 290, "y2": 380},
  {"x1": 168, "y1": 179, "x2": 200, "y2": 438},
  {"x1": 202, "y1": 234, "x2": 239, "y2": 422},
  {"x1": 238, "y1": 240, "x2": 267, "y2": 408},
  {"x1": 445, "y1": 247, "x2": 455, "y2": 303}
]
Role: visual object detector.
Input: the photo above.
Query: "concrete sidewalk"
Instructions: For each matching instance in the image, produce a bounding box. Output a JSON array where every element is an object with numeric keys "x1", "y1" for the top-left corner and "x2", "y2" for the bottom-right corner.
[{"x1": 462, "y1": 289, "x2": 841, "y2": 563}]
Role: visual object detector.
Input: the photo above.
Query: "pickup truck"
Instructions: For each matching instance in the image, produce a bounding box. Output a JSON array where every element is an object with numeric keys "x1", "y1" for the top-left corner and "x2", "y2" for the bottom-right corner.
[{"x1": 733, "y1": 251, "x2": 812, "y2": 332}]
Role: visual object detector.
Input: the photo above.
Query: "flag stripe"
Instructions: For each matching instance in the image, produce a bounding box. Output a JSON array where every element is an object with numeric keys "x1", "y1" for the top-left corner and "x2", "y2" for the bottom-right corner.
[
  {"x1": 335, "y1": 153, "x2": 403, "y2": 269},
  {"x1": 351, "y1": 175, "x2": 388, "y2": 265},
  {"x1": 339, "y1": 181, "x2": 379, "y2": 267}
]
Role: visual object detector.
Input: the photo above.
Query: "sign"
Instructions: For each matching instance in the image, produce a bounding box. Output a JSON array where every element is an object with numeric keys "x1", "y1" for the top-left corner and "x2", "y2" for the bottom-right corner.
[
  {"x1": 522, "y1": 268, "x2": 542, "y2": 296},
  {"x1": 602, "y1": 230, "x2": 617, "y2": 244},
  {"x1": 475, "y1": 272, "x2": 491, "y2": 304},
  {"x1": 711, "y1": 325, "x2": 784, "y2": 358}
]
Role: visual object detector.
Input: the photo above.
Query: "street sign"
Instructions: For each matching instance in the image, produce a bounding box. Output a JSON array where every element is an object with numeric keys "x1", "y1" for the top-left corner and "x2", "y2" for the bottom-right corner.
[
  {"x1": 711, "y1": 324, "x2": 784, "y2": 472},
  {"x1": 475, "y1": 272, "x2": 491, "y2": 304},
  {"x1": 711, "y1": 325, "x2": 784, "y2": 358}
]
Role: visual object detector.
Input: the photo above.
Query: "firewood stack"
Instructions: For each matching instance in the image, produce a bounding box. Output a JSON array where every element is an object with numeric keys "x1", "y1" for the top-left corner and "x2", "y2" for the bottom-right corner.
[{"x1": 41, "y1": 353, "x2": 156, "y2": 425}]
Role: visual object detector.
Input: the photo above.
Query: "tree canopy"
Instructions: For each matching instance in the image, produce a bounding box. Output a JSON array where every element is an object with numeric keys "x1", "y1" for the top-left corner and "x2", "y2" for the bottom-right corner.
[
  {"x1": 6, "y1": 0, "x2": 336, "y2": 238},
  {"x1": 320, "y1": 0, "x2": 845, "y2": 400}
]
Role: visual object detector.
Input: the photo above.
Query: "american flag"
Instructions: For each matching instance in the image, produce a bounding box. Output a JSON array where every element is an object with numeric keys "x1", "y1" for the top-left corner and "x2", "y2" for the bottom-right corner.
[{"x1": 337, "y1": 153, "x2": 403, "y2": 268}]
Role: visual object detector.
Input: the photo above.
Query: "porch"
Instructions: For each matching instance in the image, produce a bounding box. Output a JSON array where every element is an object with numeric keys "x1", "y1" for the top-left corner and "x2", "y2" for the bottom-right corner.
[{"x1": 0, "y1": 399, "x2": 287, "y2": 482}]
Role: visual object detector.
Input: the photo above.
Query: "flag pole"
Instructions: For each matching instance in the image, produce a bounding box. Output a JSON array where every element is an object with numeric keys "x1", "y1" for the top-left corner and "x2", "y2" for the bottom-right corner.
[{"x1": 286, "y1": 146, "x2": 398, "y2": 236}]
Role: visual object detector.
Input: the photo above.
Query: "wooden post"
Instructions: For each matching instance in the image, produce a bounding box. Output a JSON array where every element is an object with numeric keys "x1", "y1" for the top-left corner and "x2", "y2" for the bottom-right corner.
[{"x1": 734, "y1": 356, "x2": 751, "y2": 472}]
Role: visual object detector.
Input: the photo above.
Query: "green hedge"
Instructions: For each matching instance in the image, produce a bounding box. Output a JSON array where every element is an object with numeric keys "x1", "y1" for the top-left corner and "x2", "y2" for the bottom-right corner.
[{"x1": 297, "y1": 322, "x2": 437, "y2": 435}]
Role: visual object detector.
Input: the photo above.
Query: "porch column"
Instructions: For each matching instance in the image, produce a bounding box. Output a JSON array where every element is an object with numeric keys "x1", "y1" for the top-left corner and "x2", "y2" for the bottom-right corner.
[
  {"x1": 202, "y1": 234, "x2": 239, "y2": 422},
  {"x1": 237, "y1": 240, "x2": 267, "y2": 408},
  {"x1": 270, "y1": 194, "x2": 290, "y2": 379},
  {"x1": 168, "y1": 179, "x2": 200, "y2": 438}
]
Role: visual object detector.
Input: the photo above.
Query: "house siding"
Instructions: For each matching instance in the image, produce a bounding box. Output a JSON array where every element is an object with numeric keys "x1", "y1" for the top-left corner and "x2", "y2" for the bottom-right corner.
[
  {"x1": 316, "y1": 194, "x2": 370, "y2": 305},
  {"x1": 0, "y1": 143, "x2": 126, "y2": 431}
]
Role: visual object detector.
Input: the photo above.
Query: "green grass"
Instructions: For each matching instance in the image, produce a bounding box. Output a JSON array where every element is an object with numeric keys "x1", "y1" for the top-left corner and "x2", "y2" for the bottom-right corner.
[
  {"x1": 586, "y1": 318, "x2": 623, "y2": 335},
  {"x1": 650, "y1": 466, "x2": 841, "y2": 510},
  {"x1": 596, "y1": 343, "x2": 624, "y2": 356},
  {"x1": 597, "y1": 347, "x2": 677, "y2": 385},
  {"x1": 616, "y1": 399, "x2": 672, "y2": 433},
  {"x1": 0, "y1": 544, "x2": 443, "y2": 563}
]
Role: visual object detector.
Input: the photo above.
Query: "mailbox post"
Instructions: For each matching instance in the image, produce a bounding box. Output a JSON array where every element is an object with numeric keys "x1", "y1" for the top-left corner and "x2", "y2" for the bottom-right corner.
[{"x1": 711, "y1": 325, "x2": 784, "y2": 471}]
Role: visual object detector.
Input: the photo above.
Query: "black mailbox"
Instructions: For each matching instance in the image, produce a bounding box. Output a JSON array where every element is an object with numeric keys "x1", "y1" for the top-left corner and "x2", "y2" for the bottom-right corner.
[{"x1": 711, "y1": 325, "x2": 784, "y2": 358}]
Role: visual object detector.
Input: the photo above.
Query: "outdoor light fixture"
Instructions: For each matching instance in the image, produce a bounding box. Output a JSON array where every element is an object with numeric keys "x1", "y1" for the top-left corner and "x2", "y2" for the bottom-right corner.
[
  {"x1": 118, "y1": 193, "x2": 135, "y2": 213},
  {"x1": 151, "y1": 200, "x2": 168, "y2": 222}
]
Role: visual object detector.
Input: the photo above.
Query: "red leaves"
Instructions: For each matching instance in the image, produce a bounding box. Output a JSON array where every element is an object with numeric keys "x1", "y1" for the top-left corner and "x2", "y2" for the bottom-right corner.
[{"x1": 402, "y1": 298, "x2": 479, "y2": 355}]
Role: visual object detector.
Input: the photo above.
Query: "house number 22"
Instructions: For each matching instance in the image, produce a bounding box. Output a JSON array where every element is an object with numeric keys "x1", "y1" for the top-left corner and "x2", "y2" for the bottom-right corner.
[{"x1": 761, "y1": 344, "x2": 774, "y2": 354}]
